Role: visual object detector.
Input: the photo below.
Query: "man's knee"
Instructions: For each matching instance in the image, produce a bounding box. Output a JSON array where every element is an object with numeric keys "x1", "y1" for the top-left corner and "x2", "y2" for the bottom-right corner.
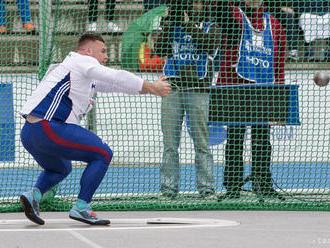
[{"x1": 102, "y1": 144, "x2": 113, "y2": 165}]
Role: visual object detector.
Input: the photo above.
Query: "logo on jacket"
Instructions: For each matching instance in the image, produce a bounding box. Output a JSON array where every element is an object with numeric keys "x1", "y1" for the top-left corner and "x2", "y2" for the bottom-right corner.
[{"x1": 245, "y1": 33, "x2": 272, "y2": 56}]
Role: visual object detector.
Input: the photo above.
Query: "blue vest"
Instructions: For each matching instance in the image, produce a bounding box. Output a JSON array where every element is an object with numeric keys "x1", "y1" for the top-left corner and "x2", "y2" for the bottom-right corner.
[
  {"x1": 236, "y1": 11, "x2": 275, "y2": 84},
  {"x1": 164, "y1": 22, "x2": 217, "y2": 79}
]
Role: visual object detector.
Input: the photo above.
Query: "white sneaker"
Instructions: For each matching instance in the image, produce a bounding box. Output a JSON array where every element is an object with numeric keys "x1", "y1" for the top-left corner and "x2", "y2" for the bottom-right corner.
[
  {"x1": 86, "y1": 22, "x2": 97, "y2": 32},
  {"x1": 288, "y1": 49, "x2": 298, "y2": 61},
  {"x1": 107, "y1": 22, "x2": 121, "y2": 32}
]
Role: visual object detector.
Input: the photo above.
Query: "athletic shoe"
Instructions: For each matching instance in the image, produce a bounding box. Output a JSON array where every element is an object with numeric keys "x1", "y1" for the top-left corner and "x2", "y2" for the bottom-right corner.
[
  {"x1": 202, "y1": 194, "x2": 217, "y2": 200},
  {"x1": 86, "y1": 22, "x2": 97, "y2": 32},
  {"x1": 0, "y1": 26, "x2": 6, "y2": 33},
  {"x1": 69, "y1": 205, "x2": 110, "y2": 225},
  {"x1": 217, "y1": 190, "x2": 241, "y2": 202},
  {"x1": 107, "y1": 22, "x2": 121, "y2": 32},
  {"x1": 22, "y1": 22, "x2": 35, "y2": 32},
  {"x1": 288, "y1": 49, "x2": 298, "y2": 61},
  {"x1": 200, "y1": 190, "x2": 217, "y2": 200},
  {"x1": 255, "y1": 188, "x2": 286, "y2": 201},
  {"x1": 20, "y1": 189, "x2": 45, "y2": 225},
  {"x1": 159, "y1": 191, "x2": 177, "y2": 200}
]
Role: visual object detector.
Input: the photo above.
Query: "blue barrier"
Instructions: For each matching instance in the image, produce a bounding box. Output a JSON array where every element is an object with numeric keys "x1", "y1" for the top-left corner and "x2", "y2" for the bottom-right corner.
[{"x1": 0, "y1": 83, "x2": 15, "y2": 161}]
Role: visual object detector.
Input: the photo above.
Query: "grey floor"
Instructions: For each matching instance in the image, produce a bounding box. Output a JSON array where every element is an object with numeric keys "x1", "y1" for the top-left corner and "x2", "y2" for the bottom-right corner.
[{"x1": 1, "y1": 210, "x2": 330, "y2": 248}]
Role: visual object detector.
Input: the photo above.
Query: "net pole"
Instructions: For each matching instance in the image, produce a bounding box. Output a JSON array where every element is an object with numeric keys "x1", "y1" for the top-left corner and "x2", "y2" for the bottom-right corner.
[{"x1": 39, "y1": 0, "x2": 52, "y2": 79}]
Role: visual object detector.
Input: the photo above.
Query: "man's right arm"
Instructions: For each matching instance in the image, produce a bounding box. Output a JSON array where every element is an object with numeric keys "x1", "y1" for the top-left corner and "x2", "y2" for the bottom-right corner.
[
  {"x1": 153, "y1": 17, "x2": 173, "y2": 57},
  {"x1": 90, "y1": 65, "x2": 171, "y2": 97}
]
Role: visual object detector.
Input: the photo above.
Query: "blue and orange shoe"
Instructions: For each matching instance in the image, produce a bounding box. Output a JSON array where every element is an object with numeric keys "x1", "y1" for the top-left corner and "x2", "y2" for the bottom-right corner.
[
  {"x1": 20, "y1": 188, "x2": 44, "y2": 225},
  {"x1": 69, "y1": 205, "x2": 110, "y2": 225},
  {"x1": 0, "y1": 26, "x2": 7, "y2": 33},
  {"x1": 22, "y1": 22, "x2": 35, "y2": 32}
]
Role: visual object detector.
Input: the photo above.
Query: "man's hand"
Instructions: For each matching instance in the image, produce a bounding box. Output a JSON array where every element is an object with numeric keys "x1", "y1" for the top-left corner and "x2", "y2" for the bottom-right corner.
[
  {"x1": 184, "y1": 11, "x2": 190, "y2": 24},
  {"x1": 281, "y1": 7, "x2": 295, "y2": 15},
  {"x1": 140, "y1": 76, "x2": 171, "y2": 96}
]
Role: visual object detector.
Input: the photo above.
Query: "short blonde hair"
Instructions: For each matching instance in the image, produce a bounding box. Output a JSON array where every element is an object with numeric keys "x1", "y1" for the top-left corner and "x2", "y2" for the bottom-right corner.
[{"x1": 77, "y1": 33, "x2": 105, "y2": 49}]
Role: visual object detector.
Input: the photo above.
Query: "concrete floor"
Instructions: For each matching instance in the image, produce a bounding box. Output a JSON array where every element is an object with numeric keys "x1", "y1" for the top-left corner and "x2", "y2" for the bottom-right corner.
[{"x1": 0, "y1": 210, "x2": 329, "y2": 248}]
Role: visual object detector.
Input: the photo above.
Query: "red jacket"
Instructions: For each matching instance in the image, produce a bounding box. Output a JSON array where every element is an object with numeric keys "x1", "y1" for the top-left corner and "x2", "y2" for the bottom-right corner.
[{"x1": 217, "y1": 1, "x2": 287, "y2": 85}]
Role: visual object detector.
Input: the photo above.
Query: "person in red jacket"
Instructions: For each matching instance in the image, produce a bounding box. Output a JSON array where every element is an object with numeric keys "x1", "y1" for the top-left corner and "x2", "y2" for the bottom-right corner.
[{"x1": 215, "y1": 0, "x2": 287, "y2": 200}]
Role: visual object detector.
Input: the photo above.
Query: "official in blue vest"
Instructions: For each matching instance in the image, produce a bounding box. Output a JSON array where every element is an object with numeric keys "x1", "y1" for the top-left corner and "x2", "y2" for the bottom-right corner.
[
  {"x1": 215, "y1": 0, "x2": 287, "y2": 201},
  {"x1": 154, "y1": 0, "x2": 221, "y2": 198}
]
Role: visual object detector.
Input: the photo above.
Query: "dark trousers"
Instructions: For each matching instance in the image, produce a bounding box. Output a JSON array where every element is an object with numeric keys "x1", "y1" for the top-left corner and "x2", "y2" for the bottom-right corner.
[
  {"x1": 88, "y1": 0, "x2": 116, "y2": 22},
  {"x1": 224, "y1": 125, "x2": 273, "y2": 192}
]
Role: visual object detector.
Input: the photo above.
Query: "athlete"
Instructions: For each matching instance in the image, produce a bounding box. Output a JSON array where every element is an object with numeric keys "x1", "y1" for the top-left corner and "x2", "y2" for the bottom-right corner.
[
  {"x1": 215, "y1": 0, "x2": 287, "y2": 200},
  {"x1": 19, "y1": 33, "x2": 170, "y2": 225}
]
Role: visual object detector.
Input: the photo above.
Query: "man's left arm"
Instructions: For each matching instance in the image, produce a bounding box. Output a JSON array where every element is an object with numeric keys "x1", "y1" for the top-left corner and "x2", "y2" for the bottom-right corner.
[{"x1": 184, "y1": 22, "x2": 221, "y2": 55}]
